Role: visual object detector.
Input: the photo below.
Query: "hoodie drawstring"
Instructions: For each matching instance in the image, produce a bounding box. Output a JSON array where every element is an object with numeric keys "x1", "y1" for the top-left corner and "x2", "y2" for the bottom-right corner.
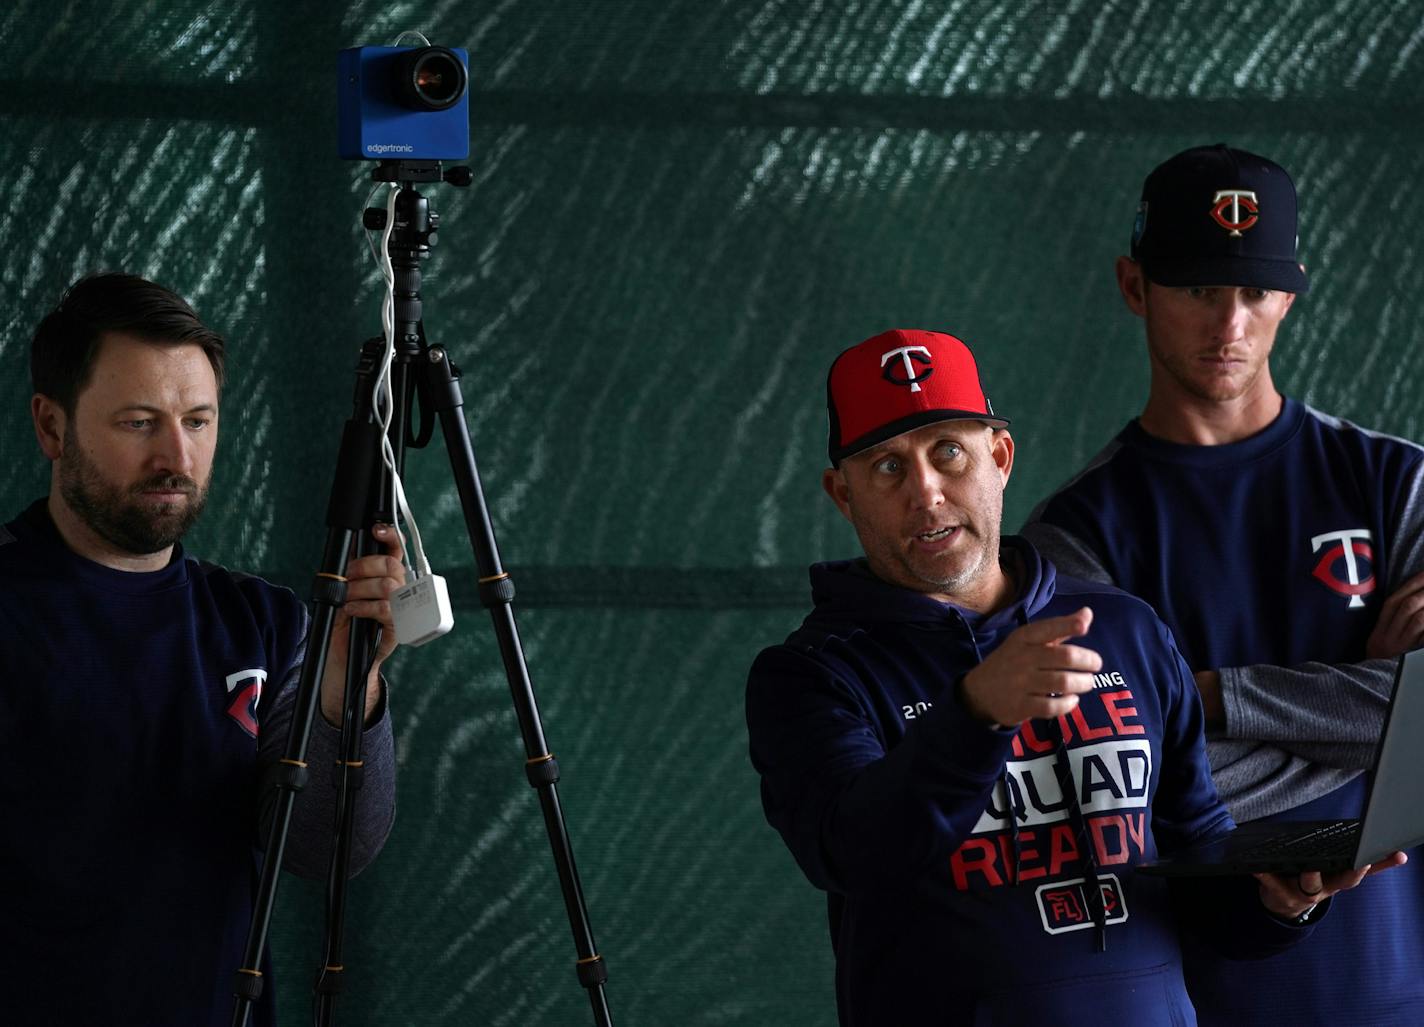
[
  {"x1": 1001, "y1": 606, "x2": 1027, "y2": 886},
  {"x1": 1000, "y1": 775, "x2": 1023, "y2": 884},
  {"x1": 1050, "y1": 717, "x2": 1109, "y2": 952},
  {"x1": 970, "y1": 604, "x2": 1097, "y2": 941}
]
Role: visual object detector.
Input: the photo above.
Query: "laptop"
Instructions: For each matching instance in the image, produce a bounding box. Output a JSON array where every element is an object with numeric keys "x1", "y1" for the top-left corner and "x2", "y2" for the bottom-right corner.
[{"x1": 1138, "y1": 647, "x2": 1424, "y2": 876}]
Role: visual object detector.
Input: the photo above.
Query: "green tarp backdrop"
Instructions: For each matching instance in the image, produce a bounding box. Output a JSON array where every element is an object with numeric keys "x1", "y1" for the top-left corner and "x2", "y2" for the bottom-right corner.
[{"x1": 3, "y1": 2, "x2": 1424, "y2": 1023}]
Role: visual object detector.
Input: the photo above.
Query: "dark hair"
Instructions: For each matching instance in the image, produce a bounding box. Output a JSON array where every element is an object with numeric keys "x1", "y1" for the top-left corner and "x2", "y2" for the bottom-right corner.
[{"x1": 31, "y1": 272, "x2": 227, "y2": 413}]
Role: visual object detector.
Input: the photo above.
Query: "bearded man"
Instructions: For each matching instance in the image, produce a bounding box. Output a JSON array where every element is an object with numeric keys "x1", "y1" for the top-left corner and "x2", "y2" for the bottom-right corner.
[{"x1": 0, "y1": 272, "x2": 404, "y2": 1026}]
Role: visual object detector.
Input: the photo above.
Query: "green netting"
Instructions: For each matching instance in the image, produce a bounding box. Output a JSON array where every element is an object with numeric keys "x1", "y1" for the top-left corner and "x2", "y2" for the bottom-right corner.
[{"x1": 4, "y1": 2, "x2": 1424, "y2": 1023}]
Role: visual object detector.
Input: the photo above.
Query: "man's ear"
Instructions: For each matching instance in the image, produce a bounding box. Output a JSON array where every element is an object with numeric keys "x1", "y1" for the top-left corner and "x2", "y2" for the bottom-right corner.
[
  {"x1": 1280, "y1": 287, "x2": 1298, "y2": 318},
  {"x1": 1116, "y1": 255, "x2": 1148, "y2": 318},
  {"x1": 822, "y1": 466, "x2": 853, "y2": 522},
  {"x1": 991, "y1": 429, "x2": 1014, "y2": 487},
  {"x1": 31, "y1": 394, "x2": 66, "y2": 461}
]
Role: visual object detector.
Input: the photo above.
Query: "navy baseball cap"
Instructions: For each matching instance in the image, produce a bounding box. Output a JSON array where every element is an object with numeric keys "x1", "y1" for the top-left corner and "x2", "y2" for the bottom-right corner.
[{"x1": 1131, "y1": 144, "x2": 1309, "y2": 294}]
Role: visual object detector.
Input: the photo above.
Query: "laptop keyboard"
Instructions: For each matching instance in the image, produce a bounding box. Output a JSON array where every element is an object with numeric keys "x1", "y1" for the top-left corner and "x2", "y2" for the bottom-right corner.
[{"x1": 1242, "y1": 820, "x2": 1361, "y2": 861}]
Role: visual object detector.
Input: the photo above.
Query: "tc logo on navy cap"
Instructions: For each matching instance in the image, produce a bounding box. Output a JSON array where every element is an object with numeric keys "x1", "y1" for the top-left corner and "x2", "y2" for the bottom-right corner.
[
  {"x1": 1130, "y1": 143, "x2": 1309, "y2": 294},
  {"x1": 1209, "y1": 189, "x2": 1259, "y2": 236}
]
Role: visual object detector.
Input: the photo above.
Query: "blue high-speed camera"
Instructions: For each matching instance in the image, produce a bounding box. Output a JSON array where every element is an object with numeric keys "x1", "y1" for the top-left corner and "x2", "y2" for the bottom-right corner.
[{"x1": 338, "y1": 45, "x2": 470, "y2": 161}]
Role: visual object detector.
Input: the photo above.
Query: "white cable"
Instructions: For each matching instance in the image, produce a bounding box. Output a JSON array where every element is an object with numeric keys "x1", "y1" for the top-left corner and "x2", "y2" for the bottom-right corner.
[
  {"x1": 390, "y1": 30, "x2": 432, "y2": 47},
  {"x1": 371, "y1": 185, "x2": 434, "y2": 580},
  {"x1": 362, "y1": 180, "x2": 385, "y2": 268},
  {"x1": 375, "y1": 186, "x2": 430, "y2": 578}
]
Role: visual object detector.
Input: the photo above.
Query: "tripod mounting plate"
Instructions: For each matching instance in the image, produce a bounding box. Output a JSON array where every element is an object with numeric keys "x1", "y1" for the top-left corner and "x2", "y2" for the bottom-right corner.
[
  {"x1": 373, "y1": 159, "x2": 443, "y2": 183},
  {"x1": 372, "y1": 159, "x2": 473, "y2": 186}
]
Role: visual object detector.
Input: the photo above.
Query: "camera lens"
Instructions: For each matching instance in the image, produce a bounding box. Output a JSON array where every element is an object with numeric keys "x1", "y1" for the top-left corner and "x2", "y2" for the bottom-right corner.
[{"x1": 393, "y1": 46, "x2": 467, "y2": 112}]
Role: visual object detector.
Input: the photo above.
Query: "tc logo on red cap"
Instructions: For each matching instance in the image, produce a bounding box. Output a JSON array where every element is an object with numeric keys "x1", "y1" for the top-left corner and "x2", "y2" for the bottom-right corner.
[
  {"x1": 826, "y1": 328, "x2": 1007, "y2": 465},
  {"x1": 881, "y1": 345, "x2": 934, "y2": 393},
  {"x1": 1209, "y1": 189, "x2": 1259, "y2": 236}
]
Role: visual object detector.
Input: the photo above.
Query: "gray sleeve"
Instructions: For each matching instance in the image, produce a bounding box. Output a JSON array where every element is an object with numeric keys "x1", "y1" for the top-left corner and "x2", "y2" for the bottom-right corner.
[
  {"x1": 1213, "y1": 457, "x2": 1424, "y2": 760},
  {"x1": 257, "y1": 653, "x2": 398, "y2": 879},
  {"x1": 1205, "y1": 738, "x2": 1363, "y2": 822},
  {"x1": 1218, "y1": 659, "x2": 1394, "y2": 767},
  {"x1": 1382, "y1": 453, "x2": 1424, "y2": 595},
  {"x1": 1019, "y1": 521, "x2": 1114, "y2": 584}
]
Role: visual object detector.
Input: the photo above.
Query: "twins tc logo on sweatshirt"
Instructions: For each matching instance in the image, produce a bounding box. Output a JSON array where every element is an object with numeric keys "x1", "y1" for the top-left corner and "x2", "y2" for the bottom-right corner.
[
  {"x1": 224, "y1": 668, "x2": 268, "y2": 738},
  {"x1": 1311, "y1": 528, "x2": 1375, "y2": 610}
]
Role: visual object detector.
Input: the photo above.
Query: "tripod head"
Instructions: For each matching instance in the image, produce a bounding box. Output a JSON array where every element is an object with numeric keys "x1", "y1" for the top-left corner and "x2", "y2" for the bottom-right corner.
[
  {"x1": 362, "y1": 159, "x2": 472, "y2": 356},
  {"x1": 358, "y1": 159, "x2": 473, "y2": 455}
]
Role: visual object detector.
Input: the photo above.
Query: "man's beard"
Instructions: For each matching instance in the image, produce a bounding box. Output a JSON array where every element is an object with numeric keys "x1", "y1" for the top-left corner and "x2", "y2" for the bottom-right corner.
[
  {"x1": 59, "y1": 431, "x2": 209, "y2": 557},
  {"x1": 902, "y1": 524, "x2": 997, "y2": 596}
]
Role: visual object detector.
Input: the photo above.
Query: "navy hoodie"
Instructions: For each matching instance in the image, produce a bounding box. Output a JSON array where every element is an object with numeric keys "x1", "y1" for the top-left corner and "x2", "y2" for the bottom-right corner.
[{"x1": 746, "y1": 538, "x2": 1312, "y2": 1026}]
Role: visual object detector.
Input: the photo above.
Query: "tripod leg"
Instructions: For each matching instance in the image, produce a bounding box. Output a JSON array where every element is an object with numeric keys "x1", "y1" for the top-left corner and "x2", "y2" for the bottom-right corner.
[
  {"x1": 231, "y1": 414, "x2": 385, "y2": 1027},
  {"x1": 312, "y1": 614, "x2": 379, "y2": 1024},
  {"x1": 421, "y1": 344, "x2": 612, "y2": 1026},
  {"x1": 314, "y1": 346, "x2": 413, "y2": 1025},
  {"x1": 232, "y1": 529, "x2": 351, "y2": 1026}
]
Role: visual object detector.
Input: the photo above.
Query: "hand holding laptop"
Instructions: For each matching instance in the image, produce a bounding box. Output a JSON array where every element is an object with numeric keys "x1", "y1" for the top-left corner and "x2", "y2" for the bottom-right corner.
[
  {"x1": 1255, "y1": 852, "x2": 1409, "y2": 922},
  {"x1": 1141, "y1": 650, "x2": 1424, "y2": 883}
]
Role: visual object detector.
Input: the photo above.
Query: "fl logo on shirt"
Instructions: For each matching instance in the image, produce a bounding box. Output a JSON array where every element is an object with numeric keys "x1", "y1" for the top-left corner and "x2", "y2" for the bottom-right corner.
[{"x1": 1310, "y1": 529, "x2": 1375, "y2": 609}]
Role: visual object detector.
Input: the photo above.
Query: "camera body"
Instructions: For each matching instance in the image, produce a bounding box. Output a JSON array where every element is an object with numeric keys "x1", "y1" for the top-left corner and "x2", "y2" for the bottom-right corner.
[{"x1": 338, "y1": 45, "x2": 470, "y2": 161}]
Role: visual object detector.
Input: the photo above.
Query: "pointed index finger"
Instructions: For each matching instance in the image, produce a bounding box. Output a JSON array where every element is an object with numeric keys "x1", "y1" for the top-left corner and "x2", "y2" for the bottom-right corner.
[{"x1": 1014, "y1": 607, "x2": 1094, "y2": 647}]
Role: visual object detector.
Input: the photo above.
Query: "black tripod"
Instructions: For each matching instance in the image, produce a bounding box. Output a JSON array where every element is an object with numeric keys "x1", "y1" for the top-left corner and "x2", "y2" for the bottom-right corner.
[{"x1": 231, "y1": 158, "x2": 611, "y2": 1027}]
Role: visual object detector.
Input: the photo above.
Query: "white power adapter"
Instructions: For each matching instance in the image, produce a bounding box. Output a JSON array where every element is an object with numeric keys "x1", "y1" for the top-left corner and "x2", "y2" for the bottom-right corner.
[{"x1": 390, "y1": 574, "x2": 455, "y2": 647}]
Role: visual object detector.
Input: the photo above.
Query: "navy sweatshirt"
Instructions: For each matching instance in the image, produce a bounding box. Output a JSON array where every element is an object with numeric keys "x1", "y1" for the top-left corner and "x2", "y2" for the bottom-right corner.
[
  {"x1": 746, "y1": 539, "x2": 1311, "y2": 1026},
  {"x1": 0, "y1": 500, "x2": 396, "y2": 1026},
  {"x1": 1024, "y1": 398, "x2": 1424, "y2": 1025}
]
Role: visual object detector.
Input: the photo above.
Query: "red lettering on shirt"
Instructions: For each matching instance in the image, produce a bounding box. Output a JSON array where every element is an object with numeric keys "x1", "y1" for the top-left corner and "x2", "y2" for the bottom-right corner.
[
  {"x1": 1102, "y1": 690, "x2": 1146, "y2": 735},
  {"x1": 1049, "y1": 823, "x2": 1080, "y2": 875},
  {"x1": 1016, "y1": 829, "x2": 1047, "y2": 881},
  {"x1": 951, "y1": 838, "x2": 1004, "y2": 889},
  {"x1": 1126, "y1": 812, "x2": 1146, "y2": 854},
  {"x1": 1017, "y1": 721, "x2": 1054, "y2": 754},
  {"x1": 1069, "y1": 703, "x2": 1113, "y2": 742},
  {"x1": 1091, "y1": 815, "x2": 1130, "y2": 866}
]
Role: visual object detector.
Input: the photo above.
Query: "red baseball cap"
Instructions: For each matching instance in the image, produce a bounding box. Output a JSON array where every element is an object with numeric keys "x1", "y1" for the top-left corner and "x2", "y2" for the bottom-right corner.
[{"x1": 826, "y1": 328, "x2": 1008, "y2": 466}]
